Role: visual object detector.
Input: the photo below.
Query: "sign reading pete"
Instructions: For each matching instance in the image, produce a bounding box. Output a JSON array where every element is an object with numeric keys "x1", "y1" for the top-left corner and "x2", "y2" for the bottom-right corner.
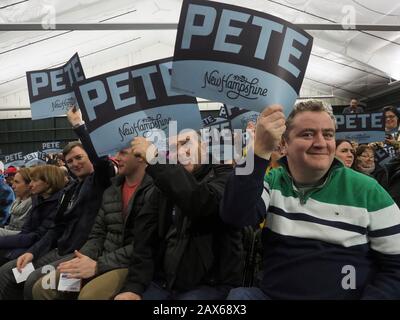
[
  {"x1": 335, "y1": 112, "x2": 385, "y2": 143},
  {"x1": 172, "y1": 0, "x2": 313, "y2": 114},
  {"x1": 26, "y1": 53, "x2": 86, "y2": 120},
  {"x1": 74, "y1": 57, "x2": 202, "y2": 157}
]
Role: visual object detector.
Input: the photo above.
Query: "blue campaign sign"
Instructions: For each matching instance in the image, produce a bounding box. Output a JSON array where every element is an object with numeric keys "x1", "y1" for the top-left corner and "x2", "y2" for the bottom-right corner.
[
  {"x1": 4, "y1": 152, "x2": 25, "y2": 168},
  {"x1": 41, "y1": 141, "x2": 63, "y2": 154},
  {"x1": 201, "y1": 111, "x2": 233, "y2": 162},
  {"x1": 26, "y1": 53, "x2": 86, "y2": 120},
  {"x1": 74, "y1": 57, "x2": 203, "y2": 157},
  {"x1": 24, "y1": 151, "x2": 47, "y2": 167},
  {"x1": 201, "y1": 105, "x2": 258, "y2": 162},
  {"x1": 223, "y1": 104, "x2": 259, "y2": 130},
  {"x1": 171, "y1": 0, "x2": 313, "y2": 115},
  {"x1": 375, "y1": 146, "x2": 392, "y2": 167},
  {"x1": 335, "y1": 112, "x2": 385, "y2": 144}
]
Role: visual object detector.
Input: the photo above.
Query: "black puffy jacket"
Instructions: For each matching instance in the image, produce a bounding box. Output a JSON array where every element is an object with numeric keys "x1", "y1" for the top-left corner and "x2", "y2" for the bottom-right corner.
[{"x1": 80, "y1": 174, "x2": 154, "y2": 274}]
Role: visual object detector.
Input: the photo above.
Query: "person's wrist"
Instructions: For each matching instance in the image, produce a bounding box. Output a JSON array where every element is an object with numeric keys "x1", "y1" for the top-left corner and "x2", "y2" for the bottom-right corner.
[
  {"x1": 254, "y1": 151, "x2": 272, "y2": 160},
  {"x1": 254, "y1": 143, "x2": 272, "y2": 160},
  {"x1": 72, "y1": 120, "x2": 85, "y2": 129}
]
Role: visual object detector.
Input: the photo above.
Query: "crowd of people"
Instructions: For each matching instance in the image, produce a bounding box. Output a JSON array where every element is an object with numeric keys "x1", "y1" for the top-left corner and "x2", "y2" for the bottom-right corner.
[{"x1": 0, "y1": 98, "x2": 399, "y2": 300}]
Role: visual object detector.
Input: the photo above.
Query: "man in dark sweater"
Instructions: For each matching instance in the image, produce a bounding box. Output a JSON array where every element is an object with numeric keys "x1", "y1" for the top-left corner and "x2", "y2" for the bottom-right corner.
[{"x1": 0, "y1": 107, "x2": 115, "y2": 299}]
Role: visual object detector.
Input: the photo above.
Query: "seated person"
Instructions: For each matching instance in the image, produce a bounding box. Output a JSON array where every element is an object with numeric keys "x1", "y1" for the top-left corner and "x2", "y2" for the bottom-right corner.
[
  {"x1": 335, "y1": 139, "x2": 354, "y2": 168},
  {"x1": 383, "y1": 106, "x2": 400, "y2": 140},
  {"x1": 353, "y1": 145, "x2": 377, "y2": 177},
  {"x1": 382, "y1": 106, "x2": 400, "y2": 158},
  {"x1": 0, "y1": 168, "x2": 33, "y2": 237},
  {"x1": 0, "y1": 169, "x2": 15, "y2": 227},
  {"x1": 0, "y1": 165, "x2": 65, "y2": 265},
  {"x1": 4, "y1": 166, "x2": 17, "y2": 188},
  {"x1": 115, "y1": 131, "x2": 243, "y2": 300},
  {"x1": 375, "y1": 152, "x2": 400, "y2": 208},
  {"x1": 31, "y1": 145, "x2": 153, "y2": 300},
  {"x1": 0, "y1": 107, "x2": 115, "y2": 300},
  {"x1": 222, "y1": 101, "x2": 400, "y2": 299}
]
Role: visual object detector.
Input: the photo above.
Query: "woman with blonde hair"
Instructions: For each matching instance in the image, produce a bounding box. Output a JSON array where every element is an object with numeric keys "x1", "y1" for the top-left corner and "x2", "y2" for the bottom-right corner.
[
  {"x1": 0, "y1": 168, "x2": 33, "y2": 236},
  {"x1": 0, "y1": 165, "x2": 65, "y2": 264}
]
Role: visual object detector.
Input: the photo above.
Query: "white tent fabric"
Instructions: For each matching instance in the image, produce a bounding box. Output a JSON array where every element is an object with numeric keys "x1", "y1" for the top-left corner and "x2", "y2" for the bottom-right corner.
[{"x1": 0, "y1": 0, "x2": 399, "y2": 118}]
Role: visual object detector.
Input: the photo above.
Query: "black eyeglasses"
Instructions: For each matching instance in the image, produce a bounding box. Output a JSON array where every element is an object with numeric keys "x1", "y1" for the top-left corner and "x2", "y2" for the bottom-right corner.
[{"x1": 359, "y1": 154, "x2": 374, "y2": 160}]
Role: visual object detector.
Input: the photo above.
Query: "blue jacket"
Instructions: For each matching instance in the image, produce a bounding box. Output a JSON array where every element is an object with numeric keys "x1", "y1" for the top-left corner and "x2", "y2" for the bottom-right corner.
[{"x1": 0, "y1": 178, "x2": 15, "y2": 226}]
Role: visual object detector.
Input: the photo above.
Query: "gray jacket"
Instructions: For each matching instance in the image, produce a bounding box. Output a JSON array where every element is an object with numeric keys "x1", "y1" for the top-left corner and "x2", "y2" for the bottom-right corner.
[{"x1": 5, "y1": 197, "x2": 33, "y2": 231}]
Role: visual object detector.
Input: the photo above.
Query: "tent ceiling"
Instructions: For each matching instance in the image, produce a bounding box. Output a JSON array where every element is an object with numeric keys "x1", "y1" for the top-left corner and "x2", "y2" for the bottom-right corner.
[{"x1": 0, "y1": 0, "x2": 399, "y2": 115}]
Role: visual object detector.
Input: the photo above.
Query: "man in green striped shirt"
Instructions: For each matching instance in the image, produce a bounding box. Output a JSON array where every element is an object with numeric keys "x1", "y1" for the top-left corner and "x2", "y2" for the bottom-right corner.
[{"x1": 222, "y1": 100, "x2": 400, "y2": 299}]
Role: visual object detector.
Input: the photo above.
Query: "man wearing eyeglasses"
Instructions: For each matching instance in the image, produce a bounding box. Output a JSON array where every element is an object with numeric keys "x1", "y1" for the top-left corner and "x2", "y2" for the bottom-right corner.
[{"x1": 0, "y1": 107, "x2": 115, "y2": 299}]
